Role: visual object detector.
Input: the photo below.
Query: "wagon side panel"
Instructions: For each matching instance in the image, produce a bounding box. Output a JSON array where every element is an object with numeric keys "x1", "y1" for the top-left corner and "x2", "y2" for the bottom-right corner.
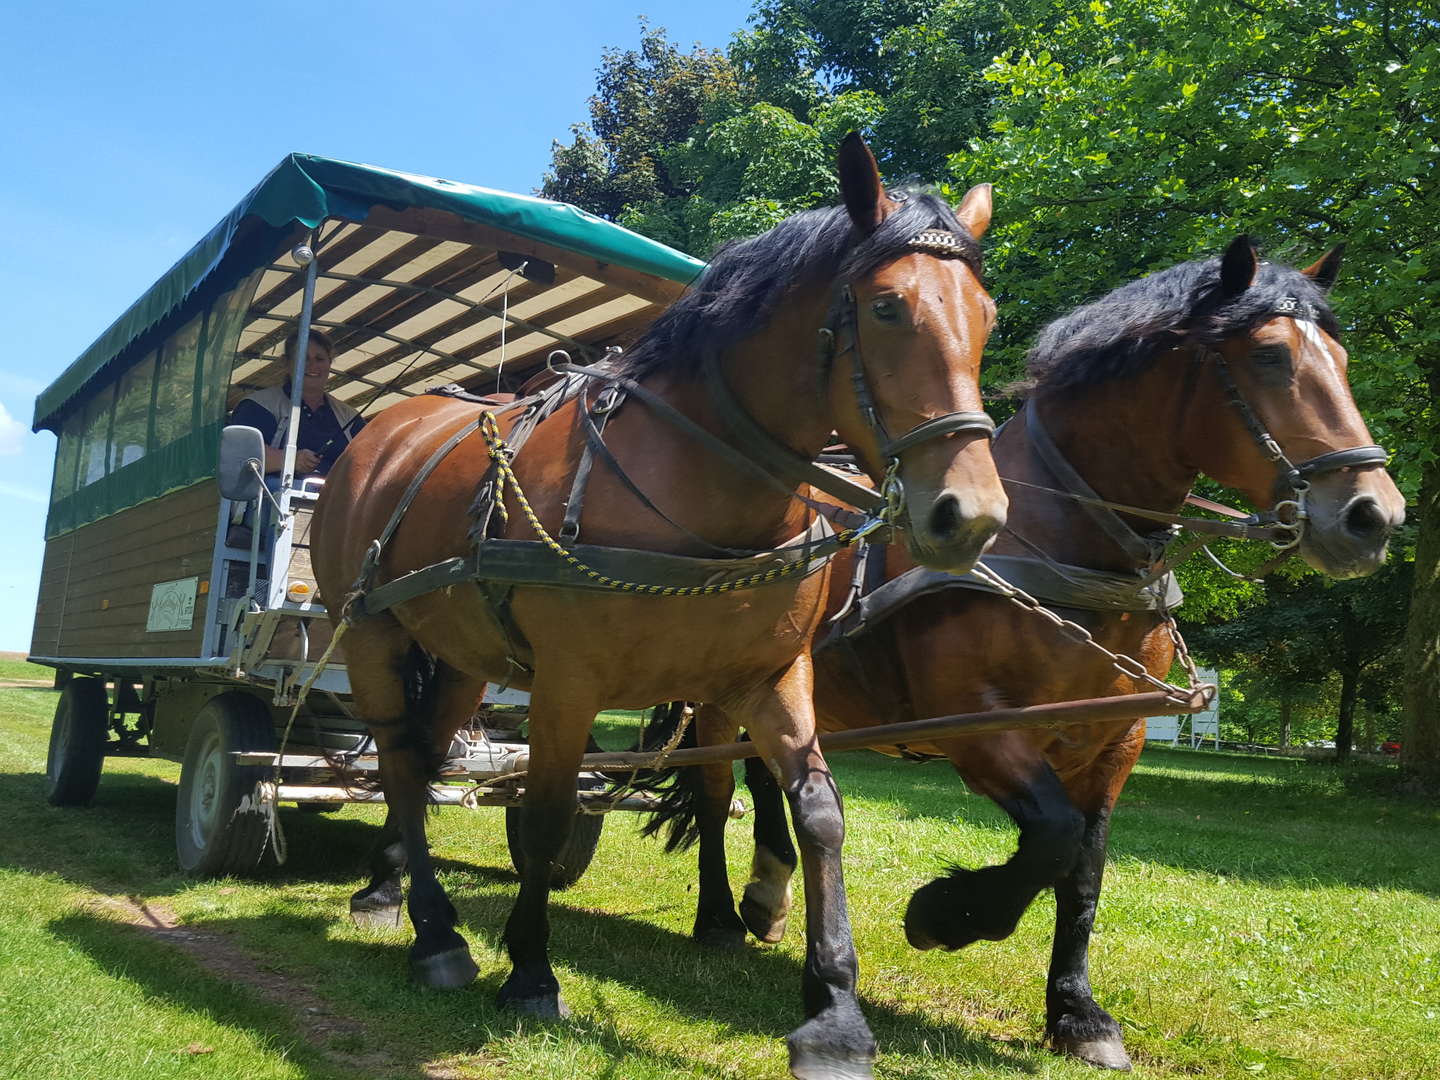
[
  {"x1": 30, "y1": 532, "x2": 75, "y2": 659},
  {"x1": 41, "y1": 483, "x2": 220, "y2": 661}
]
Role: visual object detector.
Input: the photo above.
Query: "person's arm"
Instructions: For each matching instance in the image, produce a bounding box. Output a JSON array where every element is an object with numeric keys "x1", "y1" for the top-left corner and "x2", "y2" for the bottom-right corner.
[{"x1": 229, "y1": 399, "x2": 282, "y2": 473}]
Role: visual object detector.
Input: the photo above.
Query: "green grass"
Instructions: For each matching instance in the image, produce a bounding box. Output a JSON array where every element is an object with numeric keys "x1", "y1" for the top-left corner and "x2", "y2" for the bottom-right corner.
[
  {"x1": 0, "y1": 654, "x2": 53, "y2": 681},
  {"x1": 2, "y1": 684, "x2": 1437, "y2": 1079}
]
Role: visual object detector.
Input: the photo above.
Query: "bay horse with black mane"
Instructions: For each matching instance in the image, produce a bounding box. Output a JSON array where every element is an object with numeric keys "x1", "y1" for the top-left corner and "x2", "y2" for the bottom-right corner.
[
  {"x1": 642, "y1": 236, "x2": 1404, "y2": 1070},
  {"x1": 310, "y1": 135, "x2": 1007, "y2": 1079}
]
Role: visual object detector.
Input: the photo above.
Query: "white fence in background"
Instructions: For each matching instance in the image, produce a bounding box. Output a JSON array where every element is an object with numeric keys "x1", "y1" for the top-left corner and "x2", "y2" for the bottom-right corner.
[{"x1": 1146, "y1": 667, "x2": 1220, "y2": 748}]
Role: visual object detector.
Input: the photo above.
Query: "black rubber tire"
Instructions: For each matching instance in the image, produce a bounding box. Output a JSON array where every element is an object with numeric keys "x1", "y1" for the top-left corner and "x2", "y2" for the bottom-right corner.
[
  {"x1": 44, "y1": 678, "x2": 110, "y2": 806},
  {"x1": 175, "y1": 693, "x2": 276, "y2": 877},
  {"x1": 506, "y1": 806, "x2": 605, "y2": 890}
]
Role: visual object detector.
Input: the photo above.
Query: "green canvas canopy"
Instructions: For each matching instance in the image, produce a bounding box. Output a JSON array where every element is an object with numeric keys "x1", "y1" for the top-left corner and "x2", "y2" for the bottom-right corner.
[{"x1": 33, "y1": 153, "x2": 705, "y2": 432}]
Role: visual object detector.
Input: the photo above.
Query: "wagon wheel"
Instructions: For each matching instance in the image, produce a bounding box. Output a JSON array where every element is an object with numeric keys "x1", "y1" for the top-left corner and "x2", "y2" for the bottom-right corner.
[
  {"x1": 505, "y1": 804, "x2": 605, "y2": 890},
  {"x1": 175, "y1": 694, "x2": 276, "y2": 876},
  {"x1": 45, "y1": 677, "x2": 110, "y2": 806}
]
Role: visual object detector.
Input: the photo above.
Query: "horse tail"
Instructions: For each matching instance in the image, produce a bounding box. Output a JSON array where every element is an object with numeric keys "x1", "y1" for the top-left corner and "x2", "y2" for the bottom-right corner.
[{"x1": 602, "y1": 702, "x2": 704, "y2": 852}]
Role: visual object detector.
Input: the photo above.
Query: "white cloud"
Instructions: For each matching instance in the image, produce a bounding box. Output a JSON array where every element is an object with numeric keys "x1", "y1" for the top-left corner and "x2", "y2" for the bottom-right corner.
[{"x1": 0, "y1": 402, "x2": 25, "y2": 455}]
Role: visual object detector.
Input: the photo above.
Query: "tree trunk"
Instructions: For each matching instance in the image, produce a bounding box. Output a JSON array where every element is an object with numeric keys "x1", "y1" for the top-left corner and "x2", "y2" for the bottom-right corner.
[
  {"x1": 1402, "y1": 414, "x2": 1440, "y2": 789},
  {"x1": 1279, "y1": 696, "x2": 1292, "y2": 750},
  {"x1": 1336, "y1": 667, "x2": 1358, "y2": 763}
]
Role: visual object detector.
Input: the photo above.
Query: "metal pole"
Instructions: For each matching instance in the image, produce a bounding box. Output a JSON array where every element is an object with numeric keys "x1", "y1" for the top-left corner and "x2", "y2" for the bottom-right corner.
[
  {"x1": 566, "y1": 689, "x2": 1209, "y2": 772},
  {"x1": 281, "y1": 239, "x2": 320, "y2": 492},
  {"x1": 265, "y1": 237, "x2": 320, "y2": 613}
]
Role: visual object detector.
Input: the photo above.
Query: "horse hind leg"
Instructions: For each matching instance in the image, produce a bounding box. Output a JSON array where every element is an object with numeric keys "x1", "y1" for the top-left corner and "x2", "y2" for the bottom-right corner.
[
  {"x1": 738, "y1": 748, "x2": 797, "y2": 943},
  {"x1": 350, "y1": 808, "x2": 405, "y2": 928},
  {"x1": 688, "y1": 705, "x2": 751, "y2": 950},
  {"x1": 905, "y1": 736, "x2": 1083, "y2": 951},
  {"x1": 351, "y1": 631, "x2": 481, "y2": 988}
]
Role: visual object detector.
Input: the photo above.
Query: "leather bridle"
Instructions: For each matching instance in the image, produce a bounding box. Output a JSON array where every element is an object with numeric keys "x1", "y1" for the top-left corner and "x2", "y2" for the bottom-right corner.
[{"x1": 1207, "y1": 342, "x2": 1387, "y2": 551}]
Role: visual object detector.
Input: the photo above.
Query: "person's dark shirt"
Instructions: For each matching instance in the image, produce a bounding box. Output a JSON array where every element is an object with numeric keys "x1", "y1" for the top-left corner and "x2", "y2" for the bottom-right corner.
[{"x1": 229, "y1": 385, "x2": 365, "y2": 476}]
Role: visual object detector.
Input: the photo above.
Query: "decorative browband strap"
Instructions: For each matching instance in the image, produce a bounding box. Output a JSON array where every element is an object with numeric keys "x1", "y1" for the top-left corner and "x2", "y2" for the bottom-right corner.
[{"x1": 907, "y1": 229, "x2": 974, "y2": 259}]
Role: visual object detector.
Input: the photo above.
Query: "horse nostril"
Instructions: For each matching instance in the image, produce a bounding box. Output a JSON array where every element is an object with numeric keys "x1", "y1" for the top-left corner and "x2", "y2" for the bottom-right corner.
[
  {"x1": 928, "y1": 493, "x2": 963, "y2": 542},
  {"x1": 1343, "y1": 497, "x2": 1388, "y2": 540}
]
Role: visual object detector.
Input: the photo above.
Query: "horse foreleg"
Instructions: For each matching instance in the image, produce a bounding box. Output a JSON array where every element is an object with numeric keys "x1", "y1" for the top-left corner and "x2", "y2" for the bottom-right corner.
[
  {"x1": 906, "y1": 732, "x2": 1083, "y2": 951},
  {"x1": 738, "y1": 749, "x2": 797, "y2": 943},
  {"x1": 730, "y1": 663, "x2": 875, "y2": 1080},
  {"x1": 1046, "y1": 738, "x2": 1142, "y2": 1071},
  {"x1": 1045, "y1": 804, "x2": 1131, "y2": 1070},
  {"x1": 497, "y1": 680, "x2": 596, "y2": 1019},
  {"x1": 350, "y1": 808, "x2": 406, "y2": 928},
  {"x1": 690, "y1": 705, "x2": 750, "y2": 949}
]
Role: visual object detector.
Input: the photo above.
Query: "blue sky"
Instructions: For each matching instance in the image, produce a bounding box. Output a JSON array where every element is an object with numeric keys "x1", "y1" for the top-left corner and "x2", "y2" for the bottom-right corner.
[{"x1": 0, "y1": 0, "x2": 753, "y2": 650}]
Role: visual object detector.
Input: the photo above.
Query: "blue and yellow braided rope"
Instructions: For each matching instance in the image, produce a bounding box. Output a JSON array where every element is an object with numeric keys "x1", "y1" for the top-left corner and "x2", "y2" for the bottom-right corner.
[{"x1": 479, "y1": 412, "x2": 865, "y2": 597}]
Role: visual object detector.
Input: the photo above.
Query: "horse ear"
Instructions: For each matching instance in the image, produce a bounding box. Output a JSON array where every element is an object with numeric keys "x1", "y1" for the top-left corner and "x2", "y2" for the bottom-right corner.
[
  {"x1": 838, "y1": 132, "x2": 888, "y2": 234},
  {"x1": 956, "y1": 183, "x2": 993, "y2": 241},
  {"x1": 1301, "y1": 245, "x2": 1345, "y2": 292},
  {"x1": 1218, "y1": 234, "x2": 1258, "y2": 299}
]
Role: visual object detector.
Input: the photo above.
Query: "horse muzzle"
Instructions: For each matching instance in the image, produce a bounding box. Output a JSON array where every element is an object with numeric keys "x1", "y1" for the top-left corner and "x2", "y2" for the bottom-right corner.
[{"x1": 1297, "y1": 479, "x2": 1406, "y2": 580}]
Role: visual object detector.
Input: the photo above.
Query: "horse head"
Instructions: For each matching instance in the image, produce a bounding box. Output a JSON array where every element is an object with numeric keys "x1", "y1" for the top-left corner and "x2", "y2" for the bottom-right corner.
[
  {"x1": 825, "y1": 134, "x2": 1007, "y2": 572},
  {"x1": 1181, "y1": 236, "x2": 1405, "y2": 578}
]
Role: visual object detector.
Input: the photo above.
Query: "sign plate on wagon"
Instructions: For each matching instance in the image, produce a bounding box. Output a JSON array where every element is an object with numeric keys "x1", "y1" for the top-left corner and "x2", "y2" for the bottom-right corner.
[{"x1": 146, "y1": 577, "x2": 198, "y2": 632}]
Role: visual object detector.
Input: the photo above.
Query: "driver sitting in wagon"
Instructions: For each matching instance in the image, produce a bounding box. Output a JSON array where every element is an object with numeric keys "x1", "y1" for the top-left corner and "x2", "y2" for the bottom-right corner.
[{"x1": 229, "y1": 327, "x2": 364, "y2": 480}]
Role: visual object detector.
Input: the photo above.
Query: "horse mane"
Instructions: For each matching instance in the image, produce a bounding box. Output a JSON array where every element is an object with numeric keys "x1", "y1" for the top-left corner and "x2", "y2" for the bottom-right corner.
[
  {"x1": 1026, "y1": 255, "x2": 1342, "y2": 394},
  {"x1": 613, "y1": 191, "x2": 983, "y2": 381}
]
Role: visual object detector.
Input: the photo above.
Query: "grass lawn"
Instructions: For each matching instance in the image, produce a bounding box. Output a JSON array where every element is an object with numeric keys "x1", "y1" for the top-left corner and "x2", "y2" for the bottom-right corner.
[{"x1": 1, "y1": 684, "x2": 1436, "y2": 1079}]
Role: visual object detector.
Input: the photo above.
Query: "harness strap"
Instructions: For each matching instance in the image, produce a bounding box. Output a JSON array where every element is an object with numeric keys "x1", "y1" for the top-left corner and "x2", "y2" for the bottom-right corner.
[
  {"x1": 697, "y1": 358, "x2": 888, "y2": 513},
  {"x1": 1295, "y1": 445, "x2": 1389, "y2": 477},
  {"x1": 1023, "y1": 401, "x2": 1167, "y2": 564},
  {"x1": 572, "y1": 388, "x2": 758, "y2": 557}
]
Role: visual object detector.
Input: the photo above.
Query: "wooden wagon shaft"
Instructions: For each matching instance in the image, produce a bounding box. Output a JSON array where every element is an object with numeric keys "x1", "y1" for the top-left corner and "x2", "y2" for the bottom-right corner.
[{"x1": 573, "y1": 689, "x2": 1209, "y2": 772}]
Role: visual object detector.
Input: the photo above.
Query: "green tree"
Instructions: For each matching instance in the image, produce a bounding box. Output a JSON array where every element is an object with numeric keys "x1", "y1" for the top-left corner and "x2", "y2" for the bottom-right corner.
[
  {"x1": 960, "y1": 0, "x2": 1437, "y2": 780},
  {"x1": 541, "y1": 20, "x2": 744, "y2": 224},
  {"x1": 1184, "y1": 562, "x2": 1412, "y2": 759}
]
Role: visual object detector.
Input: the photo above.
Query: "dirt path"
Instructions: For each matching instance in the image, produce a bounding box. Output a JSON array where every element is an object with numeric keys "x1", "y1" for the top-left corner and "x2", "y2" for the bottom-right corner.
[
  {"x1": 87, "y1": 895, "x2": 465, "y2": 1079},
  {"x1": 0, "y1": 680, "x2": 52, "y2": 688}
]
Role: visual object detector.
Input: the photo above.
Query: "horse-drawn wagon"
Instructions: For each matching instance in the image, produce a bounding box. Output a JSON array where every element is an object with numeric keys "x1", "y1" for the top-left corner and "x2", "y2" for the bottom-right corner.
[
  {"x1": 30, "y1": 153, "x2": 704, "y2": 879},
  {"x1": 29, "y1": 139, "x2": 1405, "y2": 1078}
]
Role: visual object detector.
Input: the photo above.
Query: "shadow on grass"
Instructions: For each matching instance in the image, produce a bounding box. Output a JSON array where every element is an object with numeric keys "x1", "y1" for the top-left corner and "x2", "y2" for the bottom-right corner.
[
  {"x1": 802, "y1": 748, "x2": 1440, "y2": 897},
  {"x1": 49, "y1": 902, "x2": 1035, "y2": 1079}
]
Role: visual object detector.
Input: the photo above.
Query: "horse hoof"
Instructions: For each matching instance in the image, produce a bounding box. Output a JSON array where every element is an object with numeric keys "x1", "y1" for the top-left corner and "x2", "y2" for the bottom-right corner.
[
  {"x1": 788, "y1": 1048, "x2": 875, "y2": 1080},
  {"x1": 1055, "y1": 1035, "x2": 1132, "y2": 1071},
  {"x1": 498, "y1": 992, "x2": 570, "y2": 1020},
  {"x1": 739, "y1": 896, "x2": 788, "y2": 943},
  {"x1": 349, "y1": 902, "x2": 403, "y2": 930},
  {"x1": 787, "y1": 1014, "x2": 875, "y2": 1080},
  {"x1": 410, "y1": 945, "x2": 479, "y2": 990},
  {"x1": 693, "y1": 924, "x2": 747, "y2": 951}
]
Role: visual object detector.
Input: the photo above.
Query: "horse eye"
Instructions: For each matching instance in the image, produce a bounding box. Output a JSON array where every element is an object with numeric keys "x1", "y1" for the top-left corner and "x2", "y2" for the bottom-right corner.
[
  {"x1": 871, "y1": 298, "x2": 901, "y2": 322},
  {"x1": 1253, "y1": 345, "x2": 1289, "y2": 366}
]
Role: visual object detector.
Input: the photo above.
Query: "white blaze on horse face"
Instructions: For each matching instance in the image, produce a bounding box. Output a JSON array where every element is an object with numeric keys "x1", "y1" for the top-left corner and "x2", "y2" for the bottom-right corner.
[{"x1": 1295, "y1": 317, "x2": 1338, "y2": 373}]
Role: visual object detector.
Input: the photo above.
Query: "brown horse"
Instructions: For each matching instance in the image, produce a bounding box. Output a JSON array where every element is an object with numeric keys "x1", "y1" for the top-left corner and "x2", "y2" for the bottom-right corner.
[
  {"x1": 646, "y1": 237, "x2": 1405, "y2": 1070},
  {"x1": 310, "y1": 134, "x2": 1007, "y2": 1079}
]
